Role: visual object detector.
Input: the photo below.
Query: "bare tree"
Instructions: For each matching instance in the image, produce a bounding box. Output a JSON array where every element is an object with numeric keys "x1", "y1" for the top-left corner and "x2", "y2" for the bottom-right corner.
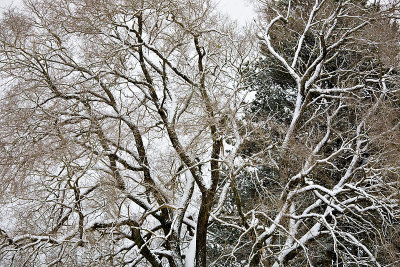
[
  {"x1": 0, "y1": 0, "x2": 399, "y2": 266},
  {"x1": 0, "y1": 0, "x2": 253, "y2": 266},
  {"x1": 236, "y1": 0, "x2": 400, "y2": 266}
]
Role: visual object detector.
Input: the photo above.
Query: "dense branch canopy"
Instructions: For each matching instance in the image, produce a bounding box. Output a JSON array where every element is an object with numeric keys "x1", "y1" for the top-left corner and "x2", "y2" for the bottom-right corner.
[{"x1": 0, "y1": 0, "x2": 399, "y2": 266}]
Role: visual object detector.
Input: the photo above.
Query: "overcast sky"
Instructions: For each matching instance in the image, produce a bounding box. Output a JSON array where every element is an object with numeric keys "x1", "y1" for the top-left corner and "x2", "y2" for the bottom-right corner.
[
  {"x1": 0, "y1": 0, "x2": 256, "y2": 25},
  {"x1": 217, "y1": 0, "x2": 256, "y2": 25},
  {"x1": 0, "y1": 0, "x2": 17, "y2": 9}
]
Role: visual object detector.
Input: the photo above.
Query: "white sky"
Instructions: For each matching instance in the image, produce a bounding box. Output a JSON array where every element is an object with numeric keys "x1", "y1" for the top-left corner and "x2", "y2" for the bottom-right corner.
[
  {"x1": 0, "y1": 0, "x2": 18, "y2": 9},
  {"x1": 217, "y1": 0, "x2": 256, "y2": 25},
  {"x1": 0, "y1": 0, "x2": 256, "y2": 25}
]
